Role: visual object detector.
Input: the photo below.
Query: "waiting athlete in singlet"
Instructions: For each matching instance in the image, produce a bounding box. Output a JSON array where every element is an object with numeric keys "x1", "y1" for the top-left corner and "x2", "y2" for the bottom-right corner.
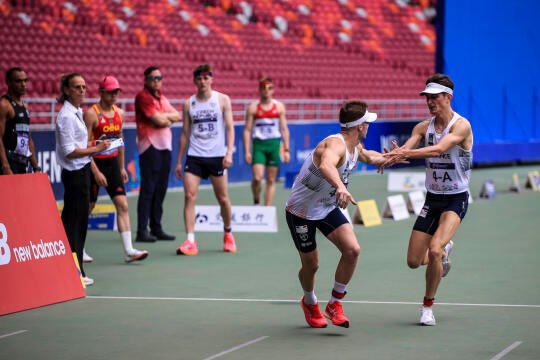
[
  {"x1": 382, "y1": 73, "x2": 473, "y2": 326},
  {"x1": 175, "y1": 64, "x2": 237, "y2": 256},
  {"x1": 286, "y1": 100, "x2": 396, "y2": 329},
  {"x1": 0, "y1": 67, "x2": 40, "y2": 175},
  {"x1": 83, "y1": 76, "x2": 148, "y2": 263},
  {"x1": 243, "y1": 77, "x2": 290, "y2": 205}
]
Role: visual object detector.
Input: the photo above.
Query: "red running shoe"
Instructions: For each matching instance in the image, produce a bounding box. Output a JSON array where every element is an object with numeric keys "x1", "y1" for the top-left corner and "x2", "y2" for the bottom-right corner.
[
  {"x1": 300, "y1": 297, "x2": 328, "y2": 328},
  {"x1": 176, "y1": 240, "x2": 198, "y2": 256},
  {"x1": 325, "y1": 301, "x2": 350, "y2": 328},
  {"x1": 223, "y1": 233, "x2": 237, "y2": 253}
]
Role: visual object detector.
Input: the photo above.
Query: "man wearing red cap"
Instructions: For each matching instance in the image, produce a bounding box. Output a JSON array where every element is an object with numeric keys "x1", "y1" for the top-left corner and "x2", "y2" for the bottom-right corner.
[
  {"x1": 83, "y1": 75, "x2": 149, "y2": 263},
  {"x1": 382, "y1": 73, "x2": 473, "y2": 326}
]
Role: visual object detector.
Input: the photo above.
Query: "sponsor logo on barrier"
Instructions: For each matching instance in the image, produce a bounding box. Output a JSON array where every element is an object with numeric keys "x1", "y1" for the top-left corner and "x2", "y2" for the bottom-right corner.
[
  {"x1": 0, "y1": 173, "x2": 85, "y2": 315},
  {"x1": 0, "y1": 223, "x2": 11, "y2": 265},
  {"x1": 194, "y1": 205, "x2": 277, "y2": 232},
  {"x1": 0, "y1": 223, "x2": 67, "y2": 264}
]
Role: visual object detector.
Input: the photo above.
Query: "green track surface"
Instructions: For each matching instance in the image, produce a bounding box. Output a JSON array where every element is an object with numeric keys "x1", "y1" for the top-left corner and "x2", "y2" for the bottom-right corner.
[{"x1": 2, "y1": 166, "x2": 539, "y2": 360}]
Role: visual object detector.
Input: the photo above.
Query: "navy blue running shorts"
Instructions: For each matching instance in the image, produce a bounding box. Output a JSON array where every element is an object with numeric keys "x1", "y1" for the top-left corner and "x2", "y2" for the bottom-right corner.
[
  {"x1": 184, "y1": 155, "x2": 225, "y2": 180},
  {"x1": 285, "y1": 207, "x2": 349, "y2": 253},
  {"x1": 413, "y1": 191, "x2": 469, "y2": 235}
]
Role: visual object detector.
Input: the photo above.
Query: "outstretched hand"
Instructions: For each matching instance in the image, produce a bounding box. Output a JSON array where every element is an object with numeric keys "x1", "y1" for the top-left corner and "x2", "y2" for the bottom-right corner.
[
  {"x1": 377, "y1": 140, "x2": 406, "y2": 173},
  {"x1": 380, "y1": 143, "x2": 410, "y2": 170}
]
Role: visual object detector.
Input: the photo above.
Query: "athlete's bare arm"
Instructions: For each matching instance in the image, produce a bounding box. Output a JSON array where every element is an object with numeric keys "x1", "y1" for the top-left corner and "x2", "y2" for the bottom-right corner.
[
  {"x1": 314, "y1": 137, "x2": 356, "y2": 208},
  {"x1": 277, "y1": 101, "x2": 290, "y2": 163},
  {"x1": 400, "y1": 119, "x2": 472, "y2": 159},
  {"x1": 175, "y1": 99, "x2": 191, "y2": 179},
  {"x1": 221, "y1": 93, "x2": 234, "y2": 169}
]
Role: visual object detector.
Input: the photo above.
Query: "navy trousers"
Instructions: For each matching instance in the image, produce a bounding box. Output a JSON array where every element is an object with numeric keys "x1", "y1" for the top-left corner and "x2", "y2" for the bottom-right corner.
[{"x1": 137, "y1": 146, "x2": 171, "y2": 234}]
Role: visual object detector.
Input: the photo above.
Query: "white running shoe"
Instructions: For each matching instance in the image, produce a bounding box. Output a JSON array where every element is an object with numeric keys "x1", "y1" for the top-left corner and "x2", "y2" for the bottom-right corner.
[
  {"x1": 125, "y1": 249, "x2": 149, "y2": 263},
  {"x1": 83, "y1": 276, "x2": 94, "y2": 286},
  {"x1": 83, "y1": 248, "x2": 94, "y2": 263},
  {"x1": 420, "y1": 306, "x2": 436, "y2": 326},
  {"x1": 442, "y1": 240, "x2": 454, "y2": 278}
]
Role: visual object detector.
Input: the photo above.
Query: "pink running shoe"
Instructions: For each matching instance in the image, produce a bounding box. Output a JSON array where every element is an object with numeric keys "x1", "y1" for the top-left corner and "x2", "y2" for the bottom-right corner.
[
  {"x1": 300, "y1": 297, "x2": 328, "y2": 328},
  {"x1": 223, "y1": 233, "x2": 237, "y2": 253},
  {"x1": 325, "y1": 301, "x2": 350, "y2": 328},
  {"x1": 176, "y1": 240, "x2": 198, "y2": 256}
]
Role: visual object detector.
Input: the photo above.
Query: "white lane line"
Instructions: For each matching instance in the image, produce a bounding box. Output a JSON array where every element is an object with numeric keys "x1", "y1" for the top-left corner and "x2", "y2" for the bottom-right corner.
[
  {"x1": 0, "y1": 330, "x2": 28, "y2": 340},
  {"x1": 203, "y1": 336, "x2": 269, "y2": 360},
  {"x1": 86, "y1": 296, "x2": 540, "y2": 308},
  {"x1": 489, "y1": 341, "x2": 523, "y2": 360}
]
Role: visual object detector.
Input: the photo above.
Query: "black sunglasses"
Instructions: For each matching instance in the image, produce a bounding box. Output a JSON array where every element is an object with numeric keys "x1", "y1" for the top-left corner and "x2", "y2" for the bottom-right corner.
[{"x1": 146, "y1": 76, "x2": 163, "y2": 81}]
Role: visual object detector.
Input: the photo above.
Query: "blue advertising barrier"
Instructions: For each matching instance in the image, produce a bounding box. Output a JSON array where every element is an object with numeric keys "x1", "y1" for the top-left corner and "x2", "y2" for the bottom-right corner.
[{"x1": 33, "y1": 121, "x2": 420, "y2": 200}]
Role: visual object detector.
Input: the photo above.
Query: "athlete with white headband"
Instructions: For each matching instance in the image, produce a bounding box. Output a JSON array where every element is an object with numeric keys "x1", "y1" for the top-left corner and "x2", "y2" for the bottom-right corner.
[
  {"x1": 382, "y1": 73, "x2": 474, "y2": 326},
  {"x1": 285, "y1": 100, "x2": 403, "y2": 329}
]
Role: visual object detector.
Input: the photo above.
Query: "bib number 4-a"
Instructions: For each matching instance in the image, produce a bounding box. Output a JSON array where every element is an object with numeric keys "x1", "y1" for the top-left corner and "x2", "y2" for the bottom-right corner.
[{"x1": 433, "y1": 171, "x2": 452, "y2": 182}]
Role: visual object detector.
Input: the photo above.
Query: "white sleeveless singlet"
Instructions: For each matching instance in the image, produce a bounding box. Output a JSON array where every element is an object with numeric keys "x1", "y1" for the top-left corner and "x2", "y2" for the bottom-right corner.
[
  {"x1": 286, "y1": 134, "x2": 358, "y2": 220},
  {"x1": 424, "y1": 112, "x2": 472, "y2": 194},
  {"x1": 187, "y1": 91, "x2": 226, "y2": 157}
]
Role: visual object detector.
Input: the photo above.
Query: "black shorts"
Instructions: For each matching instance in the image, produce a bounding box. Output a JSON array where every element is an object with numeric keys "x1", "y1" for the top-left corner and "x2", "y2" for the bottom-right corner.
[
  {"x1": 413, "y1": 191, "x2": 469, "y2": 235},
  {"x1": 90, "y1": 157, "x2": 126, "y2": 203},
  {"x1": 184, "y1": 155, "x2": 225, "y2": 180},
  {"x1": 285, "y1": 207, "x2": 349, "y2": 253}
]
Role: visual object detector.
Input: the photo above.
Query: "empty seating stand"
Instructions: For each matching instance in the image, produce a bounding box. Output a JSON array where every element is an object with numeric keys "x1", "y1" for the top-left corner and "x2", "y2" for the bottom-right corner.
[{"x1": 0, "y1": 0, "x2": 435, "y2": 124}]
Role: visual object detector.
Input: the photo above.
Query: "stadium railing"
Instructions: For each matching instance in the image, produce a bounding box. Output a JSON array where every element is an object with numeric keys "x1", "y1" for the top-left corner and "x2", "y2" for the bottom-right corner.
[{"x1": 26, "y1": 98, "x2": 428, "y2": 129}]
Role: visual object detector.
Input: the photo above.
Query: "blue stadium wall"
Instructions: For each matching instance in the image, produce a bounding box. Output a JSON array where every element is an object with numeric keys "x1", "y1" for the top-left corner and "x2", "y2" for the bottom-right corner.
[{"x1": 440, "y1": 0, "x2": 540, "y2": 163}]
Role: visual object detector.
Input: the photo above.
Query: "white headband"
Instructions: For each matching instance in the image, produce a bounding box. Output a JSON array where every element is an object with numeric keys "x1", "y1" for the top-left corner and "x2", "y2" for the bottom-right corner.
[
  {"x1": 419, "y1": 82, "x2": 453, "y2": 96},
  {"x1": 340, "y1": 110, "x2": 377, "y2": 128}
]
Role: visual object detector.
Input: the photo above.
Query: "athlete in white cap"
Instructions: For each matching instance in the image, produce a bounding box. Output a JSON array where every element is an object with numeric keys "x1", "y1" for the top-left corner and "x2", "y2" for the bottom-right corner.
[
  {"x1": 286, "y1": 100, "x2": 392, "y2": 329},
  {"x1": 382, "y1": 73, "x2": 474, "y2": 326}
]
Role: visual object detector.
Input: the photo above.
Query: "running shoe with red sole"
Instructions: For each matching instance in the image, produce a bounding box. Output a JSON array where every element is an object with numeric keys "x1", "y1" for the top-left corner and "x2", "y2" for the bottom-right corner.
[
  {"x1": 223, "y1": 233, "x2": 237, "y2": 253},
  {"x1": 300, "y1": 297, "x2": 328, "y2": 328},
  {"x1": 325, "y1": 301, "x2": 350, "y2": 328},
  {"x1": 176, "y1": 240, "x2": 199, "y2": 256}
]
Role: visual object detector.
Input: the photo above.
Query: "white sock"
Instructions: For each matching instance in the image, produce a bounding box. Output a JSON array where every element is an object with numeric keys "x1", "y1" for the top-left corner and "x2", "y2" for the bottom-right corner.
[
  {"x1": 329, "y1": 281, "x2": 348, "y2": 304},
  {"x1": 303, "y1": 289, "x2": 317, "y2": 305},
  {"x1": 121, "y1": 231, "x2": 134, "y2": 254},
  {"x1": 187, "y1": 233, "x2": 195, "y2": 243}
]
